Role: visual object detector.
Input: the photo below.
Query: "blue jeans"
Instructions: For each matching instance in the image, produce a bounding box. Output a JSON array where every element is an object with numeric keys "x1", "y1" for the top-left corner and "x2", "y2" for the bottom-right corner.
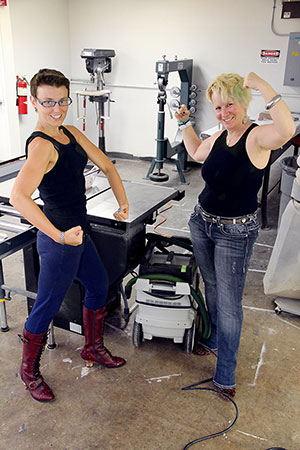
[
  {"x1": 189, "y1": 204, "x2": 259, "y2": 389},
  {"x1": 25, "y1": 232, "x2": 109, "y2": 334}
]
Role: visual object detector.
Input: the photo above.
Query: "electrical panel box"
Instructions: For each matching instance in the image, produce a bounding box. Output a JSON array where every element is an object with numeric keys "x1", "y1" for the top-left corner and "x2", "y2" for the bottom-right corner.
[
  {"x1": 281, "y1": 1, "x2": 300, "y2": 19},
  {"x1": 283, "y1": 32, "x2": 300, "y2": 86}
]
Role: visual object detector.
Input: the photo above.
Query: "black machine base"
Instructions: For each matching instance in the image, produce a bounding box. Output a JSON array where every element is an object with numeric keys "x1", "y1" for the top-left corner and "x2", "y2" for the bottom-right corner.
[
  {"x1": 149, "y1": 172, "x2": 169, "y2": 182},
  {"x1": 23, "y1": 221, "x2": 146, "y2": 336}
]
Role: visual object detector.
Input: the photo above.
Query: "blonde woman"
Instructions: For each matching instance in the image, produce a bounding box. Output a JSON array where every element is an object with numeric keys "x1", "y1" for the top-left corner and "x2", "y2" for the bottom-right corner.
[{"x1": 176, "y1": 72, "x2": 295, "y2": 399}]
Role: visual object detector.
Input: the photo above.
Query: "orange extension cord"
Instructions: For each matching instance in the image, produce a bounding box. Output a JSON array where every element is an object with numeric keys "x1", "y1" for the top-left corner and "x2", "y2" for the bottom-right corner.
[{"x1": 153, "y1": 202, "x2": 173, "y2": 237}]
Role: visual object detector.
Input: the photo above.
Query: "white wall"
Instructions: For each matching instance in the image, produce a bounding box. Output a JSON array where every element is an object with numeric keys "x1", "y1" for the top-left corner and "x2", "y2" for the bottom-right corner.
[
  {"x1": 0, "y1": 2, "x2": 21, "y2": 159},
  {"x1": 3, "y1": 0, "x2": 300, "y2": 159},
  {"x1": 68, "y1": 0, "x2": 300, "y2": 158},
  {"x1": 8, "y1": 0, "x2": 71, "y2": 152}
]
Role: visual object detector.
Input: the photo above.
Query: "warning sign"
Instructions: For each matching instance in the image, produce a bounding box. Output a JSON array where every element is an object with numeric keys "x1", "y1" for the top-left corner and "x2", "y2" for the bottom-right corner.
[{"x1": 261, "y1": 50, "x2": 280, "y2": 63}]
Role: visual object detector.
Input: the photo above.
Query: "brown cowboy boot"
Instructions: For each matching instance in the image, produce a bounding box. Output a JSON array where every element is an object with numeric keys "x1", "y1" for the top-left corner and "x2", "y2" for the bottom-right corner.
[
  {"x1": 19, "y1": 328, "x2": 54, "y2": 402},
  {"x1": 80, "y1": 305, "x2": 126, "y2": 368}
]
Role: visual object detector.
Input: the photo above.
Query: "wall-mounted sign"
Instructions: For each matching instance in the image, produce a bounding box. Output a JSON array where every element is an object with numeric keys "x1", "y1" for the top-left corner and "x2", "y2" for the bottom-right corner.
[
  {"x1": 261, "y1": 50, "x2": 280, "y2": 63},
  {"x1": 0, "y1": 0, "x2": 7, "y2": 6}
]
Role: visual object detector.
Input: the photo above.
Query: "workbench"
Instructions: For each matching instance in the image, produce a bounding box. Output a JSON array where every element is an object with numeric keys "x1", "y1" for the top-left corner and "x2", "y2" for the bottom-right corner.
[{"x1": 0, "y1": 158, "x2": 184, "y2": 337}]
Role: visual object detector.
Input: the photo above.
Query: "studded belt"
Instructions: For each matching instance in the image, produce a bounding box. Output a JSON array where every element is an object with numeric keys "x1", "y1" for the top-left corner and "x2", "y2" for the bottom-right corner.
[{"x1": 199, "y1": 206, "x2": 257, "y2": 225}]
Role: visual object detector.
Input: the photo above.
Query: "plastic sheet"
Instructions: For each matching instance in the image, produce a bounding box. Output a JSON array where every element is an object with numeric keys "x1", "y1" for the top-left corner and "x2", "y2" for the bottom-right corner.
[
  {"x1": 280, "y1": 156, "x2": 298, "y2": 177},
  {"x1": 263, "y1": 198, "x2": 300, "y2": 299},
  {"x1": 278, "y1": 156, "x2": 298, "y2": 227}
]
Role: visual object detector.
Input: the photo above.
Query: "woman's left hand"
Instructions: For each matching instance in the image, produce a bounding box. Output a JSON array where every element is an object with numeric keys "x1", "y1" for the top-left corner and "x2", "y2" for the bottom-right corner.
[
  {"x1": 113, "y1": 204, "x2": 129, "y2": 221},
  {"x1": 243, "y1": 72, "x2": 266, "y2": 91}
]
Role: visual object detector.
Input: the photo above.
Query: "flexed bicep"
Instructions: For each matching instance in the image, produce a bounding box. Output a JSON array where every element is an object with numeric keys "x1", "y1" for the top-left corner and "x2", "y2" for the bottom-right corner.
[{"x1": 10, "y1": 139, "x2": 54, "y2": 203}]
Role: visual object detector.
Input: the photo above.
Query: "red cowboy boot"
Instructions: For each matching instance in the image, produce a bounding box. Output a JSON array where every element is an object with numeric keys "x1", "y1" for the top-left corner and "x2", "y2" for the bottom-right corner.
[
  {"x1": 19, "y1": 328, "x2": 54, "y2": 402},
  {"x1": 80, "y1": 305, "x2": 126, "y2": 368}
]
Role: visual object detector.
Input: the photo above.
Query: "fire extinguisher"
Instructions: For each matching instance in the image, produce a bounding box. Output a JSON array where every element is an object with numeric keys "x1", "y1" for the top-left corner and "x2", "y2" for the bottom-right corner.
[{"x1": 16, "y1": 76, "x2": 28, "y2": 115}]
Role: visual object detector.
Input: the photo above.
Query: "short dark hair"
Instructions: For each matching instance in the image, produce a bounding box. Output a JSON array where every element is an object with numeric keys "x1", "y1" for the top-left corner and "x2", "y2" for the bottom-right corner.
[{"x1": 30, "y1": 68, "x2": 70, "y2": 97}]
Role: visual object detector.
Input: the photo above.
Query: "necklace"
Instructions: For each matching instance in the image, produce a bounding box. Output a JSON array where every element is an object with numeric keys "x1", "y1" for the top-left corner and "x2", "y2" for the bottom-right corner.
[
  {"x1": 226, "y1": 123, "x2": 250, "y2": 147},
  {"x1": 226, "y1": 133, "x2": 239, "y2": 146}
]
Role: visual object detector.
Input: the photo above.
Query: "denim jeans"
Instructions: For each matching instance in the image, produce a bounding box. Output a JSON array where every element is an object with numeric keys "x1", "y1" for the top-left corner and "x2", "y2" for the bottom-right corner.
[
  {"x1": 189, "y1": 204, "x2": 259, "y2": 389},
  {"x1": 25, "y1": 231, "x2": 109, "y2": 335}
]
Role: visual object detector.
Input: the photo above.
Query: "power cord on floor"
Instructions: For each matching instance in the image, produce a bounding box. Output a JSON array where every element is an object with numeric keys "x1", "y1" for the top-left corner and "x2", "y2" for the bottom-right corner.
[{"x1": 181, "y1": 346, "x2": 239, "y2": 449}]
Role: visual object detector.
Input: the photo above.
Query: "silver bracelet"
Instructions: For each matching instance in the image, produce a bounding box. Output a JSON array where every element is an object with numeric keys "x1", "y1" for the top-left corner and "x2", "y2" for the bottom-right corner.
[
  {"x1": 265, "y1": 94, "x2": 282, "y2": 110},
  {"x1": 60, "y1": 231, "x2": 65, "y2": 245},
  {"x1": 178, "y1": 121, "x2": 192, "y2": 131}
]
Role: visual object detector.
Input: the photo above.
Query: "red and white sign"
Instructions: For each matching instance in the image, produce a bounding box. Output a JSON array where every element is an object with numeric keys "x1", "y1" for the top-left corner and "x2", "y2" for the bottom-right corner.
[
  {"x1": 0, "y1": 0, "x2": 7, "y2": 6},
  {"x1": 261, "y1": 49, "x2": 281, "y2": 63}
]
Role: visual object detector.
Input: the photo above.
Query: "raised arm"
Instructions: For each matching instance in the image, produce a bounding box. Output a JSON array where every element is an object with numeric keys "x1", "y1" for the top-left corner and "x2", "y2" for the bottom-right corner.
[
  {"x1": 243, "y1": 72, "x2": 296, "y2": 151},
  {"x1": 175, "y1": 105, "x2": 219, "y2": 162},
  {"x1": 68, "y1": 126, "x2": 129, "y2": 221}
]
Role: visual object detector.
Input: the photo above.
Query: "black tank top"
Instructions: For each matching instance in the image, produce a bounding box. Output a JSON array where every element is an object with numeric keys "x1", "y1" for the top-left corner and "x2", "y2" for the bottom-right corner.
[
  {"x1": 25, "y1": 126, "x2": 88, "y2": 231},
  {"x1": 199, "y1": 123, "x2": 265, "y2": 217}
]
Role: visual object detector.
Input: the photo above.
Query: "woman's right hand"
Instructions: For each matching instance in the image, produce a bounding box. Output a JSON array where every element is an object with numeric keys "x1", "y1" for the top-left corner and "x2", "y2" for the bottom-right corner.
[
  {"x1": 175, "y1": 104, "x2": 190, "y2": 122},
  {"x1": 64, "y1": 226, "x2": 83, "y2": 246}
]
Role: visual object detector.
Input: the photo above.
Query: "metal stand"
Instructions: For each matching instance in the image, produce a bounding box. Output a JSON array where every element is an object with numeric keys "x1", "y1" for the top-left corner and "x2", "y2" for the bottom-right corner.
[
  {"x1": 47, "y1": 322, "x2": 56, "y2": 349},
  {"x1": 79, "y1": 49, "x2": 116, "y2": 153},
  {"x1": 75, "y1": 88, "x2": 112, "y2": 152},
  {"x1": 0, "y1": 262, "x2": 9, "y2": 332},
  {"x1": 146, "y1": 56, "x2": 194, "y2": 184},
  {"x1": 0, "y1": 281, "x2": 56, "y2": 349},
  {"x1": 0, "y1": 204, "x2": 37, "y2": 333}
]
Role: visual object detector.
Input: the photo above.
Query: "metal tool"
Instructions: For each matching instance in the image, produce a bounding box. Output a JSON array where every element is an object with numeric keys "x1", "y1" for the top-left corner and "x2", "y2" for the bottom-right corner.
[
  {"x1": 145, "y1": 55, "x2": 194, "y2": 184},
  {"x1": 77, "y1": 48, "x2": 116, "y2": 152}
]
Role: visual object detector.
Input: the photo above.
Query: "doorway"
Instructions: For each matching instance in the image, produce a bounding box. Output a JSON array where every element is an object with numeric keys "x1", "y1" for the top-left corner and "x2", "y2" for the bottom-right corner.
[
  {"x1": 0, "y1": 16, "x2": 21, "y2": 162},
  {"x1": 0, "y1": 28, "x2": 12, "y2": 161}
]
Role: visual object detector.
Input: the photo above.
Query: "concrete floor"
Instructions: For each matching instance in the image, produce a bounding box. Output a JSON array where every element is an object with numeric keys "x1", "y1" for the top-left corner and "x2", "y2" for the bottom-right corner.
[{"x1": 1, "y1": 154, "x2": 300, "y2": 450}]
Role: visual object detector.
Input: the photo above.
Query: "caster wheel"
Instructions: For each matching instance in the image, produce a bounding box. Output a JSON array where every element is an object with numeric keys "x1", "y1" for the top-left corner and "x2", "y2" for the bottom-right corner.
[
  {"x1": 132, "y1": 320, "x2": 143, "y2": 347},
  {"x1": 275, "y1": 306, "x2": 282, "y2": 315}
]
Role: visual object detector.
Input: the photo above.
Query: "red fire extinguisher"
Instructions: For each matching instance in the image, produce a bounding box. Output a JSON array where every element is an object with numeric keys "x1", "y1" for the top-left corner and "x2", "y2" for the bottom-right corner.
[{"x1": 16, "y1": 76, "x2": 28, "y2": 115}]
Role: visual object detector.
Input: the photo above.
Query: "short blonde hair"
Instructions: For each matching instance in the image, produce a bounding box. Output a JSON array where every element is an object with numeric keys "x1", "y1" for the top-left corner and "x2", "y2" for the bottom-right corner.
[{"x1": 206, "y1": 73, "x2": 252, "y2": 109}]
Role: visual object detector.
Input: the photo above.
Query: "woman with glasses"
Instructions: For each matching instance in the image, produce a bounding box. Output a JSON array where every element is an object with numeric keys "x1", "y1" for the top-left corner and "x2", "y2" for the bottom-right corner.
[
  {"x1": 176, "y1": 72, "x2": 295, "y2": 400},
  {"x1": 10, "y1": 68, "x2": 129, "y2": 402}
]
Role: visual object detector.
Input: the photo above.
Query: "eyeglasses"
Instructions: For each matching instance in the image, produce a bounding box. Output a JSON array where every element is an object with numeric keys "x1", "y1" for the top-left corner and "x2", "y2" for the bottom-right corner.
[{"x1": 35, "y1": 97, "x2": 72, "y2": 108}]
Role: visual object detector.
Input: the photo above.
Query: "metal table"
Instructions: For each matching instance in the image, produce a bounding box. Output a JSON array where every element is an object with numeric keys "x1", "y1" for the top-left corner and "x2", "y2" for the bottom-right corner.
[{"x1": 0, "y1": 214, "x2": 36, "y2": 332}]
